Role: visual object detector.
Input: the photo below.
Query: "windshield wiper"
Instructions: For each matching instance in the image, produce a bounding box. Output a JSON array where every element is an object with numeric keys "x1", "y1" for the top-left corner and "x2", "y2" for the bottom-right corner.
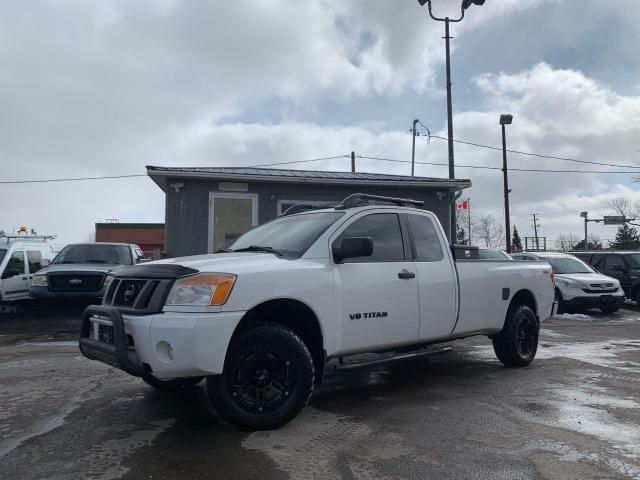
[
  {"x1": 231, "y1": 245, "x2": 284, "y2": 257},
  {"x1": 215, "y1": 248, "x2": 233, "y2": 253},
  {"x1": 86, "y1": 260, "x2": 115, "y2": 264}
]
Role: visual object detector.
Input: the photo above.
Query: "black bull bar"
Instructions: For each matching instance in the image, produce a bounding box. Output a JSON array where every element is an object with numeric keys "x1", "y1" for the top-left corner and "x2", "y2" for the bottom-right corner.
[{"x1": 79, "y1": 305, "x2": 146, "y2": 377}]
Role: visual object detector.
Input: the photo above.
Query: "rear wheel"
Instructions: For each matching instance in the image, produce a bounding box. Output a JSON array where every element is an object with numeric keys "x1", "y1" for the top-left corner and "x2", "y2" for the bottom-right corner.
[
  {"x1": 142, "y1": 374, "x2": 204, "y2": 391},
  {"x1": 207, "y1": 323, "x2": 314, "y2": 430},
  {"x1": 492, "y1": 305, "x2": 539, "y2": 367}
]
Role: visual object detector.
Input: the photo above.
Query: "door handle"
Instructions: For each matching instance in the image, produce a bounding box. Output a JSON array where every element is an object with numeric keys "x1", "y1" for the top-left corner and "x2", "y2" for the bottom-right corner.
[
  {"x1": 22, "y1": 276, "x2": 28, "y2": 281},
  {"x1": 398, "y1": 270, "x2": 416, "y2": 279}
]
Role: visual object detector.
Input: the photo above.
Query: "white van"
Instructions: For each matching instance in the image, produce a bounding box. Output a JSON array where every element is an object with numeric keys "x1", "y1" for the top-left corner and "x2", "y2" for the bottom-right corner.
[{"x1": 0, "y1": 235, "x2": 56, "y2": 302}]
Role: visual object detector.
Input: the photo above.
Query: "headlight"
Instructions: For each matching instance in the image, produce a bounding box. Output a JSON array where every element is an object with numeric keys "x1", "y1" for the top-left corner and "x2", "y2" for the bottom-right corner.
[
  {"x1": 562, "y1": 279, "x2": 582, "y2": 288},
  {"x1": 31, "y1": 275, "x2": 48, "y2": 287},
  {"x1": 103, "y1": 274, "x2": 114, "y2": 290},
  {"x1": 165, "y1": 273, "x2": 236, "y2": 306}
]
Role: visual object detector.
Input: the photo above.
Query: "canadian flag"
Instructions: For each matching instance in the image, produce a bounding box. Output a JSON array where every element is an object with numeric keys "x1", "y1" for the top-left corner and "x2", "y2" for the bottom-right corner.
[{"x1": 457, "y1": 199, "x2": 469, "y2": 210}]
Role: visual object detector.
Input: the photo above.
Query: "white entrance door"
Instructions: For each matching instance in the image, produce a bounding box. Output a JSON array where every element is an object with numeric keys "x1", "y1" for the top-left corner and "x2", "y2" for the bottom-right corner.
[{"x1": 208, "y1": 193, "x2": 258, "y2": 253}]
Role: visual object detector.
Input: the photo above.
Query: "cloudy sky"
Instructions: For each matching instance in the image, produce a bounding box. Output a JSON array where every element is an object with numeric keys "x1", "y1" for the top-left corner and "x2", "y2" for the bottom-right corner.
[{"x1": 2, "y1": 0, "x2": 640, "y2": 247}]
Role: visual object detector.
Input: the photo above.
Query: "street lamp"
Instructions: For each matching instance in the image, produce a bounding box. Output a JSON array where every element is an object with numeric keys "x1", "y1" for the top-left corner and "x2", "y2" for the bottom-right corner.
[
  {"x1": 500, "y1": 114, "x2": 513, "y2": 253},
  {"x1": 417, "y1": 0, "x2": 486, "y2": 242},
  {"x1": 580, "y1": 211, "x2": 589, "y2": 251}
]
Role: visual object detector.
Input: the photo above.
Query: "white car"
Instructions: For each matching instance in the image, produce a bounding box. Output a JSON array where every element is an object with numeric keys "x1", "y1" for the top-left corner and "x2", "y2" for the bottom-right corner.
[
  {"x1": 0, "y1": 235, "x2": 56, "y2": 302},
  {"x1": 511, "y1": 252, "x2": 624, "y2": 313},
  {"x1": 80, "y1": 194, "x2": 555, "y2": 430}
]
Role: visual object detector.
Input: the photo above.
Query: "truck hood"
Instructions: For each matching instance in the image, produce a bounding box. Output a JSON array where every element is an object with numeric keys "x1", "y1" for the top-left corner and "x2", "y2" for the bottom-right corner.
[
  {"x1": 148, "y1": 252, "x2": 291, "y2": 275},
  {"x1": 39, "y1": 263, "x2": 122, "y2": 275},
  {"x1": 555, "y1": 272, "x2": 618, "y2": 286}
]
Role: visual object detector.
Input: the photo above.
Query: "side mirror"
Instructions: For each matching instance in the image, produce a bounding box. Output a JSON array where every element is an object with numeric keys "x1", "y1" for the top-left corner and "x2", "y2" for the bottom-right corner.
[
  {"x1": 41, "y1": 259, "x2": 50, "y2": 267},
  {"x1": 333, "y1": 237, "x2": 373, "y2": 263}
]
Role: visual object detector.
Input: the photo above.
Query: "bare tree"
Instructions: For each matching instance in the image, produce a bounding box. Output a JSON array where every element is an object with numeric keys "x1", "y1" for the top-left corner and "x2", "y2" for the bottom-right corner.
[
  {"x1": 473, "y1": 215, "x2": 504, "y2": 248},
  {"x1": 606, "y1": 197, "x2": 635, "y2": 218},
  {"x1": 556, "y1": 233, "x2": 580, "y2": 251}
]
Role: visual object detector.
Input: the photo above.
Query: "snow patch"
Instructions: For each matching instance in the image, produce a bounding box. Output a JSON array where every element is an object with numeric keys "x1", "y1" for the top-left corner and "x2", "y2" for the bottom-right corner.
[{"x1": 553, "y1": 313, "x2": 593, "y2": 321}]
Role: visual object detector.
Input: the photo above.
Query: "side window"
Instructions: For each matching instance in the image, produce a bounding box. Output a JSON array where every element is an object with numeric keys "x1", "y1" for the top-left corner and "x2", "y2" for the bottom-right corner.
[
  {"x1": 407, "y1": 214, "x2": 444, "y2": 262},
  {"x1": 336, "y1": 213, "x2": 405, "y2": 263},
  {"x1": 27, "y1": 250, "x2": 43, "y2": 273},
  {"x1": 605, "y1": 255, "x2": 624, "y2": 270},
  {"x1": 2, "y1": 251, "x2": 25, "y2": 279}
]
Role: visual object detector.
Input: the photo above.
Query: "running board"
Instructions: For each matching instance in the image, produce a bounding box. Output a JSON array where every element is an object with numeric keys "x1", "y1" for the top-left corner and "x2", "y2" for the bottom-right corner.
[{"x1": 334, "y1": 346, "x2": 453, "y2": 371}]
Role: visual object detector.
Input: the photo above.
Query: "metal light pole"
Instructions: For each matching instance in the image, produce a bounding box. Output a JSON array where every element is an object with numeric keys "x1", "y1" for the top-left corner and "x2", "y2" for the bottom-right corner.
[
  {"x1": 417, "y1": 0, "x2": 486, "y2": 242},
  {"x1": 411, "y1": 119, "x2": 419, "y2": 177},
  {"x1": 580, "y1": 211, "x2": 589, "y2": 251},
  {"x1": 500, "y1": 114, "x2": 513, "y2": 253}
]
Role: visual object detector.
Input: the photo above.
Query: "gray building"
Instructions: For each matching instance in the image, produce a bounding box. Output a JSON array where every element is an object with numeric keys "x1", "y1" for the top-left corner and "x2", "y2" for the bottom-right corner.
[{"x1": 147, "y1": 166, "x2": 472, "y2": 258}]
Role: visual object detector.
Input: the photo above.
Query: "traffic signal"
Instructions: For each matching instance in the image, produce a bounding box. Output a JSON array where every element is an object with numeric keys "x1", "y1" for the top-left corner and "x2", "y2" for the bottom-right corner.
[{"x1": 462, "y1": 0, "x2": 486, "y2": 10}]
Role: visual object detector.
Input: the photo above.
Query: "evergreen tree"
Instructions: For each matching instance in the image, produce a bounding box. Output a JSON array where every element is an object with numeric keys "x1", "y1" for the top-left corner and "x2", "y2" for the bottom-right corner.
[
  {"x1": 512, "y1": 226, "x2": 523, "y2": 252},
  {"x1": 456, "y1": 226, "x2": 468, "y2": 245},
  {"x1": 609, "y1": 224, "x2": 640, "y2": 250}
]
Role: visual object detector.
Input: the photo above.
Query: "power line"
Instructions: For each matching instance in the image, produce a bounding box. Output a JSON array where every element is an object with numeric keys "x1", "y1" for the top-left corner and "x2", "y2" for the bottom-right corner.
[
  {"x1": 428, "y1": 134, "x2": 639, "y2": 169},
  {"x1": 0, "y1": 174, "x2": 147, "y2": 185},
  {"x1": 356, "y1": 155, "x2": 640, "y2": 174},
  {"x1": 249, "y1": 155, "x2": 348, "y2": 168}
]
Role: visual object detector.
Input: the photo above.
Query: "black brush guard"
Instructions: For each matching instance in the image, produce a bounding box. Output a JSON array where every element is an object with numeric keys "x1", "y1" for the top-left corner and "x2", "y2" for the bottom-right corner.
[{"x1": 79, "y1": 305, "x2": 147, "y2": 377}]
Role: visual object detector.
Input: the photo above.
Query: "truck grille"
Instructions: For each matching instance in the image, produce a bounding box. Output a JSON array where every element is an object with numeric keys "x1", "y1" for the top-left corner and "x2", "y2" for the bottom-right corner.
[
  {"x1": 589, "y1": 283, "x2": 614, "y2": 288},
  {"x1": 102, "y1": 277, "x2": 174, "y2": 314},
  {"x1": 48, "y1": 273, "x2": 105, "y2": 292}
]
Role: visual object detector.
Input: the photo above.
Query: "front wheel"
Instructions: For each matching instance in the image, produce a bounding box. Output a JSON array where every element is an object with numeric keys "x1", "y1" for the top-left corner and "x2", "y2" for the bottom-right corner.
[
  {"x1": 207, "y1": 323, "x2": 314, "y2": 430},
  {"x1": 492, "y1": 305, "x2": 539, "y2": 367},
  {"x1": 142, "y1": 374, "x2": 204, "y2": 391}
]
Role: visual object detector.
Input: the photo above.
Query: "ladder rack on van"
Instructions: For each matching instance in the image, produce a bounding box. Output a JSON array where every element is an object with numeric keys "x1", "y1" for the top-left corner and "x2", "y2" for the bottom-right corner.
[{"x1": 1, "y1": 234, "x2": 57, "y2": 243}]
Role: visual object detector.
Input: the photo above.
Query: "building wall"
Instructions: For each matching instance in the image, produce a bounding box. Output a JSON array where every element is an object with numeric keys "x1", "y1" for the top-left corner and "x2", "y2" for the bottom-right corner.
[
  {"x1": 164, "y1": 179, "x2": 457, "y2": 257},
  {"x1": 95, "y1": 224, "x2": 165, "y2": 256}
]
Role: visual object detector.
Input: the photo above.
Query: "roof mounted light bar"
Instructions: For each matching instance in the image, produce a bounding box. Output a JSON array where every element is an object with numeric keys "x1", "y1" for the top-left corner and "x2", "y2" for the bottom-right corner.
[
  {"x1": 335, "y1": 193, "x2": 424, "y2": 210},
  {"x1": 1, "y1": 234, "x2": 57, "y2": 244}
]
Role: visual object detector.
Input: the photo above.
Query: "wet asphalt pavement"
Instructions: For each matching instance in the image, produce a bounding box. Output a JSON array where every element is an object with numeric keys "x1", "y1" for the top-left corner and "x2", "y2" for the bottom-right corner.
[{"x1": 1, "y1": 301, "x2": 640, "y2": 479}]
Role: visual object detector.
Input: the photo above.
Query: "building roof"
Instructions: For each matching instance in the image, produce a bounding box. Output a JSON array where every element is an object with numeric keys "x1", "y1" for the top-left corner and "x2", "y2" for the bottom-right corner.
[
  {"x1": 146, "y1": 165, "x2": 472, "y2": 191},
  {"x1": 95, "y1": 223, "x2": 164, "y2": 230}
]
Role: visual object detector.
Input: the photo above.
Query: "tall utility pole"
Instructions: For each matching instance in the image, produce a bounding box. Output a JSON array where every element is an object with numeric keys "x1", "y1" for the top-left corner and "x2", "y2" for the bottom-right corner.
[
  {"x1": 500, "y1": 114, "x2": 513, "y2": 253},
  {"x1": 580, "y1": 212, "x2": 589, "y2": 250},
  {"x1": 351, "y1": 151, "x2": 355, "y2": 173},
  {"x1": 416, "y1": 0, "x2": 486, "y2": 242},
  {"x1": 531, "y1": 213, "x2": 541, "y2": 251},
  {"x1": 411, "y1": 119, "x2": 419, "y2": 177}
]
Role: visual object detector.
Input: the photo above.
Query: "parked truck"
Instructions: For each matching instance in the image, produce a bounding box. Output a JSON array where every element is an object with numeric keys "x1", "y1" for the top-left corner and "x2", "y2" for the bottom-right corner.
[{"x1": 79, "y1": 194, "x2": 556, "y2": 430}]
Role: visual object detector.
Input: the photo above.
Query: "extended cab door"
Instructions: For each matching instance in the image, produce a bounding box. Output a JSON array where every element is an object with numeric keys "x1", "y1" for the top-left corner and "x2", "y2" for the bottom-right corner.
[
  {"x1": 1, "y1": 250, "x2": 29, "y2": 300},
  {"x1": 405, "y1": 213, "x2": 458, "y2": 341},
  {"x1": 332, "y1": 212, "x2": 419, "y2": 353}
]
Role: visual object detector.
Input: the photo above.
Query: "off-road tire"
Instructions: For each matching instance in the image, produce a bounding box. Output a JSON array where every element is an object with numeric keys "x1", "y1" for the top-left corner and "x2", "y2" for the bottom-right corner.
[
  {"x1": 492, "y1": 305, "x2": 539, "y2": 367},
  {"x1": 207, "y1": 323, "x2": 314, "y2": 430},
  {"x1": 142, "y1": 374, "x2": 204, "y2": 391},
  {"x1": 600, "y1": 306, "x2": 620, "y2": 314}
]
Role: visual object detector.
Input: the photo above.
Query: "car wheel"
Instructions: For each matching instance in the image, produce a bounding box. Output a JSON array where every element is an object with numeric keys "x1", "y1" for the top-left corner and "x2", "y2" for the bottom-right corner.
[
  {"x1": 142, "y1": 374, "x2": 204, "y2": 391},
  {"x1": 492, "y1": 304, "x2": 539, "y2": 367},
  {"x1": 554, "y1": 289, "x2": 566, "y2": 315},
  {"x1": 600, "y1": 306, "x2": 620, "y2": 314},
  {"x1": 207, "y1": 323, "x2": 314, "y2": 430}
]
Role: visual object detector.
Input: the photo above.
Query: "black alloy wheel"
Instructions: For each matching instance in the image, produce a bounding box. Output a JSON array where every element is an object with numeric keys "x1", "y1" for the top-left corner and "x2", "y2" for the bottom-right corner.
[{"x1": 492, "y1": 304, "x2": 539, "y2": 367}]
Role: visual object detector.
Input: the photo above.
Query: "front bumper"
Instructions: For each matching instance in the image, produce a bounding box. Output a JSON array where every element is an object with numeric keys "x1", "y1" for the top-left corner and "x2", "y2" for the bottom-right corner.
[
  {"x1": 31, "y1": 285, "x2": 106, "y2": 299},
  {"x1": 79, "y1": 305, "x2": 245, "y2": 379},
  {"x1": 562, "y1": 294, "x2": 625, "y2": 310}
]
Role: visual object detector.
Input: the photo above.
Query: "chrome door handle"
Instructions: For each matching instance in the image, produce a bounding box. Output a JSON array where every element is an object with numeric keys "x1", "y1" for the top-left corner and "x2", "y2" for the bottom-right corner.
[{"x1": 398, "y1": 270, "x2": 416, "y2": 279}]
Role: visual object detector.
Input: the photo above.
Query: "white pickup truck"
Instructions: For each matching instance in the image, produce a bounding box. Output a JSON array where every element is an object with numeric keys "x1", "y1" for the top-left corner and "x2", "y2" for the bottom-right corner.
[{"x1": 79, "y1": 194, "x2": 556, "y2": 430}]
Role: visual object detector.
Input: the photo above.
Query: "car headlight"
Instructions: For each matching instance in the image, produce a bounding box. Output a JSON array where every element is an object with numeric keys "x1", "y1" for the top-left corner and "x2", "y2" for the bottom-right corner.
[
  {"x1": 165, "y1": 273, "x2": 236, "y2": 306},
  {"x1": 31, "y1": 275, "x2": 48, "y2": 287},
  {"x1": 562, "y1": 279, "x2": 583, "y2": 288}
]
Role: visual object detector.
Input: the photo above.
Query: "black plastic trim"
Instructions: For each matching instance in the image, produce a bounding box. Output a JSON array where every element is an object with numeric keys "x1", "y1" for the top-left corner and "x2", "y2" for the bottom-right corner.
[
  {"x1": 112, "y1": 264, "x2": 198, "y2": 279},
  {"x1": 79, "y1": 305, "x2": 146, "y2": 376}
]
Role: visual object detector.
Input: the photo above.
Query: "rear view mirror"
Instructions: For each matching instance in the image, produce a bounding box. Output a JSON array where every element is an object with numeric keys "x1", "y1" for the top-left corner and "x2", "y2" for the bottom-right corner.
[{"x1": 333, "y1": 237, "x2": 373, "y2": 263}]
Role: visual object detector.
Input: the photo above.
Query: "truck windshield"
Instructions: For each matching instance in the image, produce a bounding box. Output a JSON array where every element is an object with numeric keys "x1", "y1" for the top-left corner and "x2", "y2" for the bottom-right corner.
[
  {"x1": 229, "y1": 211, "x2": 345, "y2": 258},
  {"x1": 540, "y1": 256, "x2": 593, "y2": 274},
  {"x1": 52, "y1": 244, "x2": 133, "y2": 265}
]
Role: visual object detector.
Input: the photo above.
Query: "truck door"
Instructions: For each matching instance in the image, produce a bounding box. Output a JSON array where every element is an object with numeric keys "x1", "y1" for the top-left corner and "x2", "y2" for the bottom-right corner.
[
  {"x1": 405, "y1": 213, "x2": 458, "y2": 341},
  {"x1": 332, "y1": 212, "x2": 419, "y2": 353},
  {"x1": 1, "y1": 251, "x2": 29, "y2": 300}
]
